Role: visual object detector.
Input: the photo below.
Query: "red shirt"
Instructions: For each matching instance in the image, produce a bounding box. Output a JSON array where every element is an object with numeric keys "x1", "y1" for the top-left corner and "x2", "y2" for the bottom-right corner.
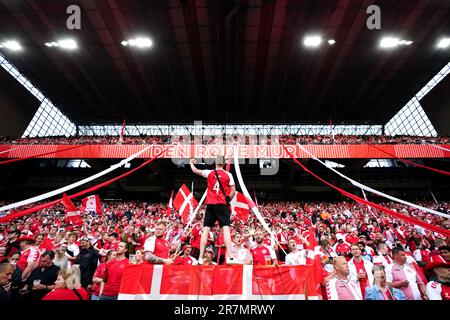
[
  {"x1": 91, "y1": 262, "x2": 107, "y2": 296},
  {"x1": 102, "y1": 258, "x2": 129, "y2": 297},
  {"x1": 335, "y1": 243, "x2": 351, "y2": 255},
  {"x1": 42, "y1": 288, "x2": 89, "y2": 300},
  {"x1": 190, "y1": 224, "x2": 202, "y2": 249},
  {"x1": 143, "y1": 236, "x2": 170, "y2": 259},
  {"x1": 251, "y1": 246, "x2": 274, "y2": 265},
  {"x1": 18, "y1": 247, "x2": 40, "y2": 271},
  {"x1": 215, "y1": 233, "x2": 225, "y2": 257},
  {"x1": 174, "y1": 255, "x2": 196, "y2": 265},
  {"x1": 353, "y1": 259, "x2": 368, "y2": 299},
  {"x1": 202, "y1": 169, "x2": 235, "y2": 205}
]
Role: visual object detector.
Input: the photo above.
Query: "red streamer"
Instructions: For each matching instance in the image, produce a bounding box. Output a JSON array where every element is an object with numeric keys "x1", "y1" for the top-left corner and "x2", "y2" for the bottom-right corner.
[
  {"x1": 0, "y1": 145, "x2": 84, "y2": 165},
  {"x1": 282, "y1": 145, "x2": 450, "y2": 238},
  {"x1": 0, "y1": 147, "x2": 168, "y2": 223},
  {"x1": 369, "y1": 144, "x2": 450, "y2": 176}
]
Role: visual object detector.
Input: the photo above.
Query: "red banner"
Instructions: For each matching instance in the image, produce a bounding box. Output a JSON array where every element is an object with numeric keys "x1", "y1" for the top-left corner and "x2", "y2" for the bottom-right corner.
[
  {"x1": 118, "y1": 265, "x2": 319, "y2": 300},
  {"x1": 0, "y1": 144, "x2": 449, "y2": 159}
]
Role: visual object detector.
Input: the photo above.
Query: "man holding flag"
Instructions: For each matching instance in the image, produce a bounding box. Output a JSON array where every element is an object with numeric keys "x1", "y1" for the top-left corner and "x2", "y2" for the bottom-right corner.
[{"x1": 190, "y1": 155, "x2": 237, "y2": 265}]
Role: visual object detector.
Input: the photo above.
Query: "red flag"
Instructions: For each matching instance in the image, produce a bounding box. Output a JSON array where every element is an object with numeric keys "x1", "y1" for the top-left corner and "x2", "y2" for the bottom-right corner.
[
  {"x1": 119, "y1": 119, "x2": 126, "y2": 143},
  {"x1": 230, "y1": 192, "x2": 250, "y2": 222},
  {"x1": 62, "y1": 193, "x2": 83, "y2": 226},
  {"x1": 81, "y1": 195, "x2": 102, "y2": 214},
  {"x1": 173, "y1": 184, "x2": 198, "y2": 224}
]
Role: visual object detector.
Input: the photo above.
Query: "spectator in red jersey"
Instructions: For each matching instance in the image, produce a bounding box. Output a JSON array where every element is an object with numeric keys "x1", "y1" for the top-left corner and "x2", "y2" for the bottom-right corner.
[
  {"x1": 91, "y1": 250, "x2": 116, "y2": 300},
  {"x1": 348, "y1": 244, "x2": 374, "y2": 299},
  {"x1": 42, "y1": 265, "x2": 89, "y2": 300},
  {"x1": 143, "y1": 221, "x2": 173, "y2": 265},
  {"x1": 99, "y1": 242, "x2": 128, "y2": 300},
  {"x1": 250, "y1": 230, "x2": 278, "y2": 266},
  {"x1": 173, "y1": 245, "x2": 198, "y2": 266},
  {"x1": 17, "y1": 235, "x2": 41, "y2": 281},
  {"x1": 190, "y1": 156, "x2": 236, "y2": 265}
]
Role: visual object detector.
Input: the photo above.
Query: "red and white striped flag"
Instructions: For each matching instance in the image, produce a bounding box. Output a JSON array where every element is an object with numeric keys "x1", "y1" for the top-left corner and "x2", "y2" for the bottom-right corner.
[
  {"x1": 173, "y1": 184, "x2": 198, "y2": 224},
  {"x1": 230, "y1": 192, "x2": 250, "y2": 222},
  {"x1": 61, "y1": 193, "x2": 83, "y2": 226},
  {"x1": 81, "y1": 195, "x2": 102, "y2": 214}
]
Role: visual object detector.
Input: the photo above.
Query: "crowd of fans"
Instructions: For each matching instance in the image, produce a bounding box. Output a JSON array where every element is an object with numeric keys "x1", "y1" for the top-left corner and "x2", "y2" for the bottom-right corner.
[
  {"x1": 1, "y1": 134, "x2": 449, "y2": 146},
  {"x1": 0, "y1": 199, "x2": 449, "y2": 300}
]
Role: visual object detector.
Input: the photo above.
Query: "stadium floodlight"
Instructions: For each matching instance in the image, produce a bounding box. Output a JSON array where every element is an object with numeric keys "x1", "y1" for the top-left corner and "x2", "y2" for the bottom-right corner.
[
  {"x1": 303, "y1": 35, "x2": 322, "y2": 48},
  {"x1": 0, "y1": 40, "x2": 22, "y2": 51},
  {"x1": 380, "y1": 37, "x2": 399, "y2": 48},
  {"x1": 45, "y1": 39, "x2": 77, "y2": 50},
  {"x1": 437, "y1": 38, "x2": 450, "y2": 49},
  {"x1": 58, "y1": 39, "x2": 77, "y2": 50},
  {"x1": 121, "y1": 37, "x2": 153, "y2": 49},
  {"x1": 328, "y1": 39, "x2": 336, "y2": 45}
]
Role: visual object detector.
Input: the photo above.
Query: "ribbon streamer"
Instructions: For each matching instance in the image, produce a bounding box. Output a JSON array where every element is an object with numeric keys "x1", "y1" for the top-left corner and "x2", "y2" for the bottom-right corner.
[
  {"x1": 297, "y1": 144, "x2": 449, "y2": 219},
  {"x1": 0, "y1": 147, "x2": 168, "y2": 223},
  {"x1": 233, "y1": 150, "x2": 287, "y2": 255},
  {"x1": 282, "y1": 145, "x2": 450, "y2": 238},
  {"x1": 369, "y1": 144, "x2": 450, "y2": 176},
  {"x1": 0, "y1": 145, "x2": 84, "y2": 165},
  {"x1": 0, "y1": 144, "x2": 156, "y2": 212}
]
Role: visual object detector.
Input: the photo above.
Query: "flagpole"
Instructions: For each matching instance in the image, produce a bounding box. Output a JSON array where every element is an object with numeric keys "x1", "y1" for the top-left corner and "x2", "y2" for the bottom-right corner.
[{"x1": 173, "y1": 190, "x2": 207, "y2": 257}]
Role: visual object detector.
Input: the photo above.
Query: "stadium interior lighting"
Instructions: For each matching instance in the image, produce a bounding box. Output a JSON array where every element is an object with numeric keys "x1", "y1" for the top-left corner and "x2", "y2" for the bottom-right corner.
[
  {"x1": 45, "y1": 39, "x2": 77, "y2": 50},
  {"x1": 328, "y1": 39, "x2": 336, "y2": 45},
  {"x1": 380, "y1": 37, "x2": 413, "y2": 49},
  {"x1": 0, "y1": 40, "x2": 22, "y2": 51},
  {"x1": 437, "y1": 37, "x2": 450, "y2": 48},
  {"x1": 303, "y1": 35, "x2": 322, "y2": 48},
  {"x1": 121, "y1": 37, "x2": 153, "y2": 48}
]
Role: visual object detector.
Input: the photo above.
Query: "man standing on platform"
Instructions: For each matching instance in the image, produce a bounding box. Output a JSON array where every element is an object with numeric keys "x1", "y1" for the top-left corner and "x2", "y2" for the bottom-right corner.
[{"x1": 190, "y1": 155, "x2": 237, "y2": 265}]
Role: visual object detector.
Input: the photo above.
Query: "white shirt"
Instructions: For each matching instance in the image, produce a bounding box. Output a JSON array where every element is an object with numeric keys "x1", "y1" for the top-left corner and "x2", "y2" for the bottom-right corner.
[{"x1": 285, "y1": 250, "x2": 307, "y2": 265}]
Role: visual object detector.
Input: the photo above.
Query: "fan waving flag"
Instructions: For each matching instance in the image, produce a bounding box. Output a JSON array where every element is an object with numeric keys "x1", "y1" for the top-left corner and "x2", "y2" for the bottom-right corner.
[
  {"x1": 230, "y1": 192, "x2": 250, "y2": 222},
  {"x1": 81, "y1": 195, "x2": 102, "y2": 214},
  {"x1": 62, "y1": 193, "x2": 83, "y2": 226},
  {"x1": 173, "y1": 184, "x2": 198, "y2": 224}
]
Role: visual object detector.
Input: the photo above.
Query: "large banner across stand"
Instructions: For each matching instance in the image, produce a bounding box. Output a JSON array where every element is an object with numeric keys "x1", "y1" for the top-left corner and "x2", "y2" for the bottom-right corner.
[
  {"x1": 118, "y1": 264, "x2": 319, "y2": 300},
  {"x1": 0, "y1": 144, "x2": 449, "y2": 159}
]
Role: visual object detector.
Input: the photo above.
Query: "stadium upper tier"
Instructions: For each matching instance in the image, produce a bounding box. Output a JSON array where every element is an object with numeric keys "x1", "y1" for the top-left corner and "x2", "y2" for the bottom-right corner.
[{"x1": 1, "y1": 134, "x2": 449, "y2": 146}]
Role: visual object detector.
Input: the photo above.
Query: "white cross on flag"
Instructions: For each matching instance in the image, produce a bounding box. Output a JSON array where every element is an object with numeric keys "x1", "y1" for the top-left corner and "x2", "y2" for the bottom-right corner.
[
  {"x1": 81, "y1": 195, "x2": 102, "y2": 214},
  {"x1": 173, "y1": 184, "x2": 198, "y2": 224},
  {"x1": 230, "y1": 192, "x2": 250, "y2": 222}
]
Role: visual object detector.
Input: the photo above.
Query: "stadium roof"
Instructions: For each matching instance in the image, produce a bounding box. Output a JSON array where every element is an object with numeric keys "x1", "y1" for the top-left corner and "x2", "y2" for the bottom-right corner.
[{"x1": 1, "y1": 0, "x2": 450, "y2": 125}]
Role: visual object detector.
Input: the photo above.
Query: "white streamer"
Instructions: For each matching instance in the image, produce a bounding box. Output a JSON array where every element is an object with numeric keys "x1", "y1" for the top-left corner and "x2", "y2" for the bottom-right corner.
[
  {"x1": 425, "y1": 143, "x2": 450, "y2": 152},
  {"x1": 0, "y1": 145, "x2": 155, "y2": 212},
  {"x1": 233, "y1": 149, "x2": 287, "y2": 255},
  {"x1": 297, "y1": 144, "x2": 450, "y2": 220},
  {"x1": 0, "y1": 146, "x2": 22, "y2": 155}
]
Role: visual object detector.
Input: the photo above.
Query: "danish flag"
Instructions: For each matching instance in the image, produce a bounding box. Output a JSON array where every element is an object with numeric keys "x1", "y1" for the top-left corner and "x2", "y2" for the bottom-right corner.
[
  {"x1": 230, "y1": 192, "x2": 250, "y2": 222},
  {"x1": 173, "y1": 184, "x2": 198, "y2": 224},
  {"x1": 81, "y1": 195, "x2": 102, "y2": 214},
  {"x1": 61, "y1": 193, "x2": 83, "y2": 226}
]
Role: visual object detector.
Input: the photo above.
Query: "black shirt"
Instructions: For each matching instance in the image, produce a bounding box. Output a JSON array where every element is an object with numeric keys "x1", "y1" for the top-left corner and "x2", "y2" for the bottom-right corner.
[
  {"x1": 75, "y1": 247, "x2": 99, "y2": 288},
  {"x1": 26, "y1": 263, "x2": 60, "y2": 300}
]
